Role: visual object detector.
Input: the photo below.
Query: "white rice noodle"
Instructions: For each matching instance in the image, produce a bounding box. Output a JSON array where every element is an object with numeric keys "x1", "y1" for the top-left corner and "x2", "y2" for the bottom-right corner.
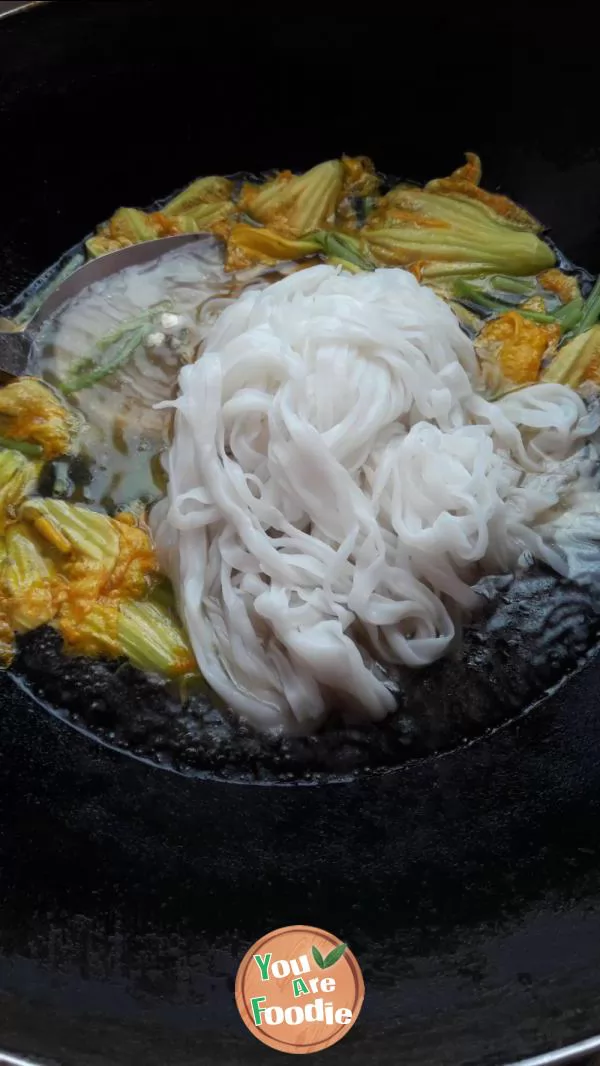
[{"x1": 152, "y1": 266, "x2": 599, "y2": 731}]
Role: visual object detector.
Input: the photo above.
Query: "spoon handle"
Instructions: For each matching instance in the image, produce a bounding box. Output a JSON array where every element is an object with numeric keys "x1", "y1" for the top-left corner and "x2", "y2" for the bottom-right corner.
[{"x1": 0, "y1": 330, "x2": 30, "y2": 379}]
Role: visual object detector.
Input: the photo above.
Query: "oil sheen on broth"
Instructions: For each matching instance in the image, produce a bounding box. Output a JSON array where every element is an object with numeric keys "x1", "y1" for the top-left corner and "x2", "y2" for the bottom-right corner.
[
  {"x1": 30, "y1": 241, "x2": 271, "y2": 513},
  {"x1": 4, "y1": 154, "x2": 600, "y2": 778}
]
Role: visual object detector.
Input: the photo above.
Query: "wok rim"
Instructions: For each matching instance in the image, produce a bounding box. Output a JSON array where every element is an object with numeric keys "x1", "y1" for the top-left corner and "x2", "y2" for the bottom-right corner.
[
  {"x1": 3, "y1": 1030, "x2": 600, "y2": 1066},
  {"x1": 0, "y1": 2, "x2": 46, "y2": 21}
]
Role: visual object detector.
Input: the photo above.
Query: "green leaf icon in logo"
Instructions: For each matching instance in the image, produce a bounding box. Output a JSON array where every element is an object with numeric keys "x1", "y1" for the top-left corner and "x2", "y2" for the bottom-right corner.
[
  {"x1": 323, "y1": 943, "x2": 348, "y2": 968},
  {"x1": 312, "y1": 943, "x2": 348, "y2": 969},
  {"x1": 312, "y1": 945, "x2": 326, "y2": 969}
]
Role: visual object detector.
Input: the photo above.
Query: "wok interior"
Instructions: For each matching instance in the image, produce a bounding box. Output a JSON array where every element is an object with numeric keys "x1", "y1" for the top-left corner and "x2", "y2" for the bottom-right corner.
[
  {"x1": 3, "y1": 7, "x2": 600, "y2": 1066},
  {"x1": 3, "y1": 8, "x2": 600, "y2": 776}
]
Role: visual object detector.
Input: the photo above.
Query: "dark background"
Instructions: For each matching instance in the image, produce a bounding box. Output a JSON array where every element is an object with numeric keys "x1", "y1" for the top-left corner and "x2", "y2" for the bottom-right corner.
[{"x1": 2, "y1": 4, "x2": 600, "y2": 1065}]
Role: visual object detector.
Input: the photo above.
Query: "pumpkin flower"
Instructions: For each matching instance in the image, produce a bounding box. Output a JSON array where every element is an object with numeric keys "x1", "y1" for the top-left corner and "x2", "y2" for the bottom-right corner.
[
  {"x1": 360, "y1": 155, "x2": 554, "y2": 278},
  {"x1": 0, "y1": 448, "x2": 41, "y2": 535},
  {"x1": 12, "y1": 497, "x2": 194, "y2": 675},
  {"x1": 425, "y1": 152, "x2": 542, "y2": 231},
  {"x1": 538, "y1": 268, "x2": 582, "y2": 304},
  {"x1": 162, "y1": 176, "x2": 234, "y2": 216},
  {"x1": 340, "y1": 155, "x2": 380, "y2": 197},
  {"x1": 0, "y1": 378, "x2": 73, "y2": 460},
  {"x1": 312, "y1": 231, "x2": 375, "y2": 272},
  {"x1": 1, "y1": 523, "x2": 58, "y2": 633},
  {"x1": 239, "y1": 160, "x2": 345, "y2": 237},
  {"x1": 86, "y1": 207, "x2": 161, "y2": 256},
  {"x1": 225, "y1": 223, "x2": 320, "y2": 271},
  {"x1": 542, "y1": 325, "x2": 600, "y2": 388},
  {"x1": 87, "y1": 175, "x2": 235, "y2": 257},
  {"x1": 476, "y1": 311, "x2": 561, "y2": 387}
]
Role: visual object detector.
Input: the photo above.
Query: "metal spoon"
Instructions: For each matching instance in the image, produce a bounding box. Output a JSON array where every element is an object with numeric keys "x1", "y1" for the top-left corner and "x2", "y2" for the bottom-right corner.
[{"x1": 0, "y1": 233, "x2": 208, "y2": 379}]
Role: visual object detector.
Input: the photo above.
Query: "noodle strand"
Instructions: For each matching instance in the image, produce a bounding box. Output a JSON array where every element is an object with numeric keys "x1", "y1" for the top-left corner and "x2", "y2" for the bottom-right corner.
[{"x1": 153, "y1": 266, "x2": 597, "y2": 731}]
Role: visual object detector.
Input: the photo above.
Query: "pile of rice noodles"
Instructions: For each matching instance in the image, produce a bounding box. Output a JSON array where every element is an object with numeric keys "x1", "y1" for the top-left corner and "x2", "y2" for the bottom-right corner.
[{"x1": 152, "y1": 265, "x2": 600, "y2": 732}]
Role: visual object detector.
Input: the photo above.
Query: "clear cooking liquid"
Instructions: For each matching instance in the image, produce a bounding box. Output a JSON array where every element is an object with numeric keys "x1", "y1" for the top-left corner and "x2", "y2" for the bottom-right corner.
[
  {"x1": 7, "y1": 224, "x2": 600, "y2": 780},
  {"x1": 29, "y1": 239, "x2": 253, "y2": 513}
]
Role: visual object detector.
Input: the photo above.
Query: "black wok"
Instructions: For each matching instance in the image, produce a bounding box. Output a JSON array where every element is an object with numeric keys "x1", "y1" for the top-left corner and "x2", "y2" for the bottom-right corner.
[{"x1": 2, "y1": 4, "x2": 600, "y2": 1064}]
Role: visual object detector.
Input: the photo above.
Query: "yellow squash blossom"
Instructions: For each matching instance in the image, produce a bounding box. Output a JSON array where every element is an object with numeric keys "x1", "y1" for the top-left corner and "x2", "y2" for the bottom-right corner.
[
  {"x1": 0, "y1": 372, "x2": 193, "y2": 676},
  {"x1": 0, "y1": 611, "x2": 13, "y2": 664},
  {"x1": 362, "y1": 185, "x2": 555, "y2": 278},
  {"x1": 5, "y1": 496, "x2": 193, "y2": 675},
  {"x1": 360, "y1": 154, "x2": 554, "y2": 278},
  {"x1": 340, "y1": 155, "x2": 379, "y2": 197},
  {"x1": 0, "y1": 449, "x2": 40, "y2": 535},
  {"x1": 87, "y1": 176, "x2": 235, "y2": 257},
  {"x1": 225, "y1": 223, "x2": 320, "y2": 271},
  {"x1": 542, "y1": 325, "x2": 600, "y2": 388},
  {"x1": 476, "y1": 311, "x2": 561, "y2": 386},
  {"x1": 239, "y1": 159, "x2": 345, "y2": 237},
  {"x1": 0, "y1": 378, "x2": 73, "y2": 459},
  {"x1": 1, "y1": 523, "x2": 58, "y2": 633},
  {"x1": 538, "y1": 268, "x2": 581, "y2": 304},
  {"x1": 148, "y1": 202, "x2": 235, "y2": 237},
  {"x1": 117, "y1": 600, "x2": 197, "y2": 678},
  {"x1": 162, "y1": 176, "x2": 234, "y2": 216},
  {"x1": 425, "y1": 153, "x2": 542, "y2": 231}
]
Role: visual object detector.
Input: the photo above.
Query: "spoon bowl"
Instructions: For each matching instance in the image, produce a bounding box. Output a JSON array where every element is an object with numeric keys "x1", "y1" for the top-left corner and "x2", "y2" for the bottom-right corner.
[{"x1": 0, "y1": 233, "x2": 208, "y2": 378}]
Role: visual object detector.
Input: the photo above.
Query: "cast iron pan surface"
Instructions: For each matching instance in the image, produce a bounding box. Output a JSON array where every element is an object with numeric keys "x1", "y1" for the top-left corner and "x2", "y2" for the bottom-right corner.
[{"x1": 3, "y1": 4, "x2": 600, "y2": 1064}]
